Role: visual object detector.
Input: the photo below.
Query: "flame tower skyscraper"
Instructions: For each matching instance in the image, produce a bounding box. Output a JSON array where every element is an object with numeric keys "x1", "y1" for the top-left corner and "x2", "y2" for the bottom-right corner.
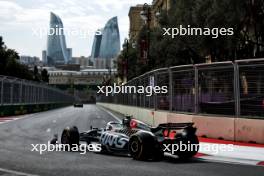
[{"x1": 46, "y1": 12, "x2": 72, "y2": 66}]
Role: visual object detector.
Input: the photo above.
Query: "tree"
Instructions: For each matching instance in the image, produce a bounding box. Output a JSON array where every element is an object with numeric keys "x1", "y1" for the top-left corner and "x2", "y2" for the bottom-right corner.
[
  {"x1": 0, "y1": 36, "x2": 34, "y2": 80},
  {"x1": 117, "y1": 42, "x2": 140, "y2": 81},
  {"x1": 119, "y1": 0, "x2": 264, "y2": 80},
  {"x1": 33, "y1": 66, "x2": 40, "y2": 81},
  {"x1": 41, "y1": 69, "x2": 49, "y2": 82}
]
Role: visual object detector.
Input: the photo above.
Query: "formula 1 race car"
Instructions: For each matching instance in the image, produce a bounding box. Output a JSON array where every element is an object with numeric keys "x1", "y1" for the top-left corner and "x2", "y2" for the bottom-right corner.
[
  {"x1": 61, "y1": 116, "x2": 199, "y2": 160},
  {"x1": 73, "y1": 103, "x2": 83, "y2": 108}
]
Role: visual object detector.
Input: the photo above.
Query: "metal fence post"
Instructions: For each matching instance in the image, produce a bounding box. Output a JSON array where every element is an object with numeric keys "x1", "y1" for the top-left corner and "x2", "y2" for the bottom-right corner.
[
  {"x1": 0, "y1": 78, "x2": 3, "y2": 105},
  {"x1": 234, "y1": 62, "x2": 240, "y2": 118},
  {"x1": 36, "y1": 86, "x2": 38, "y2": 104},
  {"x1": 233, "y1": 62, "x2": 240, "y2": 143},
  {"x1": 10, "y1": 81, "x2": 13, "y2": 105},
  {"x1": 154, "y1": 71, "x2": 157, "y2": 111},
  {"x1": 41, "y1": 87, "x2": 44, "y2": 104},
  {"x1": 26, "y1": 84, "x2": 29, "y2": 104},
  {"x1": 19, "y1": 80, "x2": 23, "y2": 104},
  {"x1": 194, "y1": 66, "x2": 199, "y2": 114},
  {"x1": 169, "y1": 68, "x2": 173, "y2": 112}
]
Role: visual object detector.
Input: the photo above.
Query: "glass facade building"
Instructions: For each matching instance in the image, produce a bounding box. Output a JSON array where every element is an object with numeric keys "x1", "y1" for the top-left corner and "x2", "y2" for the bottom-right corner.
[
  {"x1": 90, "y1": 29, "x2": 103, "y2": 59},
  {"x1": 91, "y1": 17, "x2": 120, "y2": 61},
  {"x1": 47, "y1": 12, "x2": 71, "y2": 66},
  {"x1": 99, "y1": 16, "x2": 120, "y2": 59}
]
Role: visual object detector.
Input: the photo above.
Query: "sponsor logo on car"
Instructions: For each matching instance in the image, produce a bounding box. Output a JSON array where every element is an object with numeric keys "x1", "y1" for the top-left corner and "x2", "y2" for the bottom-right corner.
[{"x1": 100, "y1": 132, "x2": 128, "y2": 148}]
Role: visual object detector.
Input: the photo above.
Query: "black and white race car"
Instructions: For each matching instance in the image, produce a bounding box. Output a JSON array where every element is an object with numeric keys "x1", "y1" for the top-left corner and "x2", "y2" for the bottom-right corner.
[{"x1": 61, "y1": 116, "x2": 199, "y2": 160}]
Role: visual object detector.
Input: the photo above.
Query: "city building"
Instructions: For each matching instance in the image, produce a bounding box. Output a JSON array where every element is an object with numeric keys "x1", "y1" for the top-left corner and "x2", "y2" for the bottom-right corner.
[
  {"x1": 128, "y1": 1, "x2": 172, "y2": 41},
  {"x1": 128, "y1": 5, "x2": 145, "y2": 41},
  {"x1": 94, "y1": 58, "x2": 115, "y2": 69},
  {"x1": 90, "y1": 29, "x2": 103, "y2": 61},
  {"x1": 55, "y1": 64, "x2": 80, "y2": 71},
  {"x1": 48, "y1": 69, "x2": 117, "y2": 102},
  {"x1": 42, "y1": 50, "x2": 47, "y2": 64},
  {"x1": 46, "y1": 12, "x2": 72, "y2": 66},
  {"x1": 98, "y1": 16, "x2": 120, "y2": 59},
  {"x1": 19, "y1": 55, "x2": 41, "y2": 67},
  {"x1": 48, "y1": 69, "x2": 117, "y2": 85},
  {"x1": 72, "y1": 56, "x2": 90, "y2": 68},
  {"x1": 67, "y1": 48, "x2": 72, "y2": 63},
  {"x1": 90, "y1": 17, "x2": 120, "y2": 69},
  {"x1": 152, "y1": 0, "x2": 172, "y2": 27}
]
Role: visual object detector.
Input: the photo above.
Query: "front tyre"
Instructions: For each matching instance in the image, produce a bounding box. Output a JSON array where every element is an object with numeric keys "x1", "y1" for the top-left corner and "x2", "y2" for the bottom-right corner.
[
  {"x1": 129, "y1": 135, "x2": 144, "y2": 160},
  {"x1": 61, "y1": 126, "x2": 80, "y2": 151}
]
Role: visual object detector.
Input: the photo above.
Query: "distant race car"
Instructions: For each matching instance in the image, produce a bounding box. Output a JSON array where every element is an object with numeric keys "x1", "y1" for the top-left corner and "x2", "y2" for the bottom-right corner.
[
  {"x1": 61, "y1": 116, "x2": 199, "y2": 160},
  {"x1": 73, "y1": 103, "x2": 83, "y2": 108}
]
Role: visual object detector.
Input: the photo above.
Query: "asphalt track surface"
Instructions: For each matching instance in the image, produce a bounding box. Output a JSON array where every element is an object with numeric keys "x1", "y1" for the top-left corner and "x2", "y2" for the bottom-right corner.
[{"x1": 0, "y1": 105, "x2": 263, "y2": 176}]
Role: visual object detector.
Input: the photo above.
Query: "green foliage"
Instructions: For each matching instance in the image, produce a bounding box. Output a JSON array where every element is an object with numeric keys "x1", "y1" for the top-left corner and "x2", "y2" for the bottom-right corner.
[
  {"x1": 0, "y1": 36, "x2": 49, "y2": 82},
  {"x1": 33, "y1": 66, "x2": 40, "y2": 81},
  {"x1": 41, "y1": 69, "x2": 49, "y2": 83},
  {"x1": 119, "y1": 0, "x2": 264, "y2": 80},
  {"x1": 117, "y1": 42, "x2": 140, "y2": 80},
  {"x1": 151, "y1": 0, "x2": 247, "y2": 64},
  {"x1": 0, "y1": 36, "x2": 34, "y2": 80}
]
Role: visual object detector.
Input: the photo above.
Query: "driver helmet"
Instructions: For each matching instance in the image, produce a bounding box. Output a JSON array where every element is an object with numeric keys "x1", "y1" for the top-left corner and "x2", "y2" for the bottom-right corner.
[
  {"x1": 106, "y1": 121, "x2": 115, "y2": 131},
  {"x1": 123, "y1": 115, "x2": 132, "y2": 127}
]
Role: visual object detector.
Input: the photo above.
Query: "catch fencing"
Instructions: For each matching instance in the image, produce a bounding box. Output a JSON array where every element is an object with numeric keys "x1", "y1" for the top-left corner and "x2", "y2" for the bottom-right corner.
[
  {"x1": 100, "y1": 58, "x2": 264, "y2": 119},
  {"x1": 0, "y1": 75, "x2": 75, "y2": 105}
]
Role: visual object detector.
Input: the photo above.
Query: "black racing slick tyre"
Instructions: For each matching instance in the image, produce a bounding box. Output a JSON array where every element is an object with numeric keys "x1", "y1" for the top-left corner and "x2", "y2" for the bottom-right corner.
[
  {"x1": 61, "y1": 126, "x2": 80, "y2": 151},
  {"x1": 129, "y1": 132, "x2": 163, "y2": 161},
  {"x1": 177, "y1": 135, "x2": 199, "y2": 160}
]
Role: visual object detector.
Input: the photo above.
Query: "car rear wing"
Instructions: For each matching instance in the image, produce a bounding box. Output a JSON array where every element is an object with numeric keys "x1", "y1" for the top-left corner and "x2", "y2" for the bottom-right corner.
[
  {"x1": 151, "y1": 122, "x2": 196, "y2": 135},
  {"x1": 157, "y1": 122, "x2": 194, "y2": 129}
]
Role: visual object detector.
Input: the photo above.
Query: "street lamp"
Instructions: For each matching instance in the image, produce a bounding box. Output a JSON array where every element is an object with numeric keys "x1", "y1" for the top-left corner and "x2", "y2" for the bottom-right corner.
[
  {"x1": 140, "y1": 3, "x2": 151, "y2": 24},
  {"x1": 140, "y1": 3, "x2": 151, "y2": 67},
  {"x1": 155, "y1": 6, "x2": 162, "y2": 18},
  {"x1": 132, "y1": 42, "x2": 137, "y2": 49}
]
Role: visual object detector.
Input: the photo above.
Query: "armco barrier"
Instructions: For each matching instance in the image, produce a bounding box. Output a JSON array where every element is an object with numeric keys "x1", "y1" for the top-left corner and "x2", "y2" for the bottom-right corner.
[{"x1": 98, "y1": 103, "x2": 264, "y2": 144}]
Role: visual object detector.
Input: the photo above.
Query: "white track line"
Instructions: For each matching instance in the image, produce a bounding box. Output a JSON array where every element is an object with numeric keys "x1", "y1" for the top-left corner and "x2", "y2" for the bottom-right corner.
[
  {"x1": 0, "y1": 167, "x2": 39, "y2": 176},
  {"x1": 196, "y1": 155, "x2": 261, "y2": 166}
]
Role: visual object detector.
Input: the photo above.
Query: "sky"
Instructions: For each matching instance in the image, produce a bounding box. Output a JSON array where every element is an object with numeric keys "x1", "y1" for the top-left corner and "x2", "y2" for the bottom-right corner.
[{"x1": 0, "y1": 0, "x2": 152, "y2": 60}]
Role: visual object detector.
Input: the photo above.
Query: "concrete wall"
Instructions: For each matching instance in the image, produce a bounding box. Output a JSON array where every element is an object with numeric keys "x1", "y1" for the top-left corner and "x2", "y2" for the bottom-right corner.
[{"x1": 98, "y1": 103, "x2": 264, "y2": 144}]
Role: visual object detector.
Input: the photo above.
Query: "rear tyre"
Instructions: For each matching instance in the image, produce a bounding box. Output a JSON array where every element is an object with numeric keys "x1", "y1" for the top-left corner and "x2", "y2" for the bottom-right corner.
[
  {"x1": 152, "y1": 148, "x2": 164, "y2": 161},
  {"x1": 177, "y1": 135, "x2": 199, "y2": 160},
  {"x1": 129, "y1": 132, "x2": 163, "y2": 161},
  {"x1": 61, "y1": 126, "x2": 80, "y2": 151}
]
